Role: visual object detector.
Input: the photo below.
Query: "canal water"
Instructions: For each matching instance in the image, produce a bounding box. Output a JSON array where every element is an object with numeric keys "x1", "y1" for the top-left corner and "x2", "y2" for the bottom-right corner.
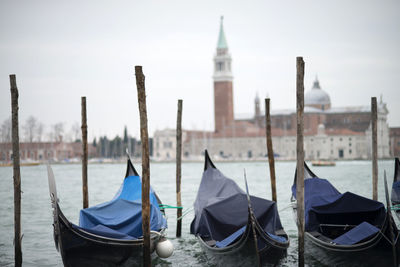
[{"x1": 0, "y1": 160, "x2": 398, "y2": 266}]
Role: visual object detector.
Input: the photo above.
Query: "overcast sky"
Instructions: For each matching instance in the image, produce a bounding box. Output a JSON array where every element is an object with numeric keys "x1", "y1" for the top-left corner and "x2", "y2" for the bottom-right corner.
[{"x1": 1, "y1": 0, "x2": 399, "y2": 140}]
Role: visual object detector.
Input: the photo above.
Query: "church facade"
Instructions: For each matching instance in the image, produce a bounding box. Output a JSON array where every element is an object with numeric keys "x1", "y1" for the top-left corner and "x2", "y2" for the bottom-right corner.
[{"x1": 153, "y1": 18, "x2": 391, "y2": 161}]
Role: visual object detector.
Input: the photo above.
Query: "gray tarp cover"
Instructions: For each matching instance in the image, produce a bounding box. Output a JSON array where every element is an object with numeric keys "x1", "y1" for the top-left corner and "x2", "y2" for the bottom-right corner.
[{"x1": 190, "y1": 167, "x2": 283, "y2": 242}]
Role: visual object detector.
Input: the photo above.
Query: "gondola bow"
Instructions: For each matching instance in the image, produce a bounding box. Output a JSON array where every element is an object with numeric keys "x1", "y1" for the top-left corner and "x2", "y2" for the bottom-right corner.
[
  {"x1": 190, "y1": 150, "x2": 288, "y2": 266},
  {"x1": 291, "y1": 161, "x2": 399, "y2": 266},
  {"x1": 47, "y1": 158, "x2": 169, "y2": 266}
]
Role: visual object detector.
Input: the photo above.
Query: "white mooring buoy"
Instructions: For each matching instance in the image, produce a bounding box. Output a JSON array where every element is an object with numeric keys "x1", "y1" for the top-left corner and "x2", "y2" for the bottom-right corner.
[{"x1": 156, "y1": 238, "x2": 174, "y2": 258}]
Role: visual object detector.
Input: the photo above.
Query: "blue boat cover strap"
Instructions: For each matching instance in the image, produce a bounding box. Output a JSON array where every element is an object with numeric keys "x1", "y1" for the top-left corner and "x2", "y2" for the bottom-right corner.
[
  {"x1": 215, "y1": 225, "x2": 246, "y2": 248},
  {"x1": 79, "y1": 175, "x2": 167, "y2": 239},
  {"x1": 332, "y1": 221, "x2": 379, "y2": 245},
  {"x1": 267, "y1": 232, "x2": 287, "y2": 243}
]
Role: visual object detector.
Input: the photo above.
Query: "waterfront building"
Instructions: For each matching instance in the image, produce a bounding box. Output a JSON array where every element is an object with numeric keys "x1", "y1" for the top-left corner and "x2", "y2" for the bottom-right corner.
[
  {"x1": 153, "y1": 18, "x2": 391, "y2": 161},
  {"x1": 0, "y1": 141, "x2": 97, "y2": 162}
]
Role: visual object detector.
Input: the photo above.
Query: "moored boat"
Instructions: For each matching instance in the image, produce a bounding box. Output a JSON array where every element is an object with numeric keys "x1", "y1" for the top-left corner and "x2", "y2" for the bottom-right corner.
[
  {"x1": 47, "y1": 157, "x2": 172, "y2": 266},
  {"x1": 190, "y1": 150, "x2": 289, "y2": 266},
  {"x1": 391, "y1": 157, "x2": 400, "y2": 220},
  {"x1": 311, "y1": 160, "x2": 335, "y2": 167},
  {"x1": 0, "y1": 161, "x2": 40, "y2": 167},
  {"x1": 291, "y1": 162, "x2": 399, "y2": 266}
]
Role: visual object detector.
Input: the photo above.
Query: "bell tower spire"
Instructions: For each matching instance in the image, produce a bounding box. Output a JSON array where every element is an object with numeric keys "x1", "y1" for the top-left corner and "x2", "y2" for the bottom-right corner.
[
  {"x1": 213, "y1": 16, "x2": 234, "y2": 133},
  {"x1": 217, "y1": 16, "x2": 228, "y2": 50},
  {"x1": 213, "y1": 16, "x2": 233, "y2": 82}
]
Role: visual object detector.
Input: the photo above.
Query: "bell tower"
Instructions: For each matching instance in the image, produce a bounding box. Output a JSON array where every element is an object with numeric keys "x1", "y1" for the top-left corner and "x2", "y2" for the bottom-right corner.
[{"x1": 213, "y1": 16, "x2": 234, "y2": 133}]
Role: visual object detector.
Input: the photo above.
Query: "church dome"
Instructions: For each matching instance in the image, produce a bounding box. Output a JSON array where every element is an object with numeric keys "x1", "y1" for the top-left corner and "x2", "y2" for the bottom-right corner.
[{"x1": 305, "y1": 78, "x2": 331, "y2": 110}]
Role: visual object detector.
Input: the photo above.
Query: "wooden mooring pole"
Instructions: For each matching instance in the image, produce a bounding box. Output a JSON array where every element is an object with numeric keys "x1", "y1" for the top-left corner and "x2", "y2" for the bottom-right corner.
[
  {"x1": 81, "y1": 96, "x2": 88, "y2": 209},
  {"x1": 371, "y1": 97, "x2": 378, "y2": 201},
  {"x1": 265, "y1": 98, "x2": 277, "y2": 203},
  {"x1": 296, "y1": 57, "x2": 305, "y2": 267},
  {"x1": 135, "y1": 66, "x2": 151, "y2": 267},
  {"x1": 176, "y1": 99, "x2": 183, "y2": 237},
  {"x1": 10, "y1": 74, "x2": 22, "y2": 267}
]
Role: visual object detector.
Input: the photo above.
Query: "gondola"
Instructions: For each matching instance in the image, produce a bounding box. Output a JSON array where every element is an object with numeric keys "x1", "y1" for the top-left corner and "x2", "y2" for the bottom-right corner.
[
  {"x1": 391, "y1": 158, "x2": 400, "y2": 220},
  {"x1": 47, "y1": 157, "x2": 171, "y2": 267},
  {"x1": 291, "y1": 162, "x2": 399, "y2": 266},
  {"x1": 190, "y1": 150, "x2": 289, "y2": 266}
]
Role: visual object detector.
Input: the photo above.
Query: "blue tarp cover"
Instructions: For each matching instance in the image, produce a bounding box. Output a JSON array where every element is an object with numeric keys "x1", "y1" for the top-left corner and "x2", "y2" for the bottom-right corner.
[
  {"x1": 332, "y1": 221, "x2": 379, "y2": 245},
  {"x1": 215, "y1": 226, "x2": 246, "y2": 248},
  {"x1": 72, "y1": 224, "x2": 135, "y2": 240},
  {"x1": 191, "y1": 167, "x2": 284, "y2": 244},
  {"x1": 79, "y1": 175, "x2": 167, "y2": 239},
  {"x1": 267, "y1": 232, "x2": 287, "y2": 243},
  {"x1": 292, "y1": 177, "x2": 341, "y2": 231},
  {"x1": 292, "y1": 177, "x2": 385, "y2": 232}
]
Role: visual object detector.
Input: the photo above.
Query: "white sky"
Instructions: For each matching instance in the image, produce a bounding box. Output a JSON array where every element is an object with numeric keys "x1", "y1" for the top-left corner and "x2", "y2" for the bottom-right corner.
[{"x1": 1, "y1": 0, "x2": 399, "y2": 140}]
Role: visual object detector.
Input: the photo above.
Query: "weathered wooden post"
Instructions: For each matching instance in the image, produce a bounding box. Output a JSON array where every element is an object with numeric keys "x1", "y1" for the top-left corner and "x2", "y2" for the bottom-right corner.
[
  {"x1": 135, "y1": 66, "x2": 151, "y2": 267},
  {"x1": 296, "y1": 57, "x2": 305, "y2": 267},
  {"x1": 10, "y1": 74, "x2": 22, "y2": 267},
  {"x1": 371, "y1": 97, "x2": 378, "y2": 201},
  {"x1": 176, "y1": 99, "x2": 183, "y2": 237},
  {"x1": 81, "y1": 96, "x2": 88, "y2": 209},
  {"x1": 265, "y1": 98, "x2": 277, "y2": 203}
]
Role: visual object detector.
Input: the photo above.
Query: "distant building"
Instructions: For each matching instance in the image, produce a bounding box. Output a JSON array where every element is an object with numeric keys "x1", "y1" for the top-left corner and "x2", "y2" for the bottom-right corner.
[
  {"x1": 390, "y1": 128, "x2": 400, "y2": 157},
  {"x1": 153, "y1": 17, "x2": 391, "y2": 161},
  {"x1": 0, "y1": 141, "x2": 97, "y2": 162}
]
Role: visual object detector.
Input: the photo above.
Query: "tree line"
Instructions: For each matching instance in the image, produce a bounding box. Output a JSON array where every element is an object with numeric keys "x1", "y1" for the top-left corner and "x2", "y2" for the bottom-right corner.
[
  {"x1": 95, "y1": 127, "x2": 153, "y2": 158},
  {"x1": 0, "y1": 116, "x2": 152, "y2": 158},
  {"x1": 0, "y1": 116, "x2": 78, "y2": 143}
]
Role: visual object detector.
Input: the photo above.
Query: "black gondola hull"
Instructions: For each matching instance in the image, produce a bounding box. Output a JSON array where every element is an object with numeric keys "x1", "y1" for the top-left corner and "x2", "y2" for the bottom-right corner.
[
  {"x1": 291, "y1": 200, "x2": 400, "y2": 266},
  {"x1": 304, "y1": 232, "x2": 399, "y2": 267},
  {"x1": 197, "y1": 223, "x2": 287, "y2": 267},
  {"x1": 47, "y1": 159, "x2": 166, "y2": 267},
  {"x1": 55, "y1": 208, "x2": 163, "y2": 267}
]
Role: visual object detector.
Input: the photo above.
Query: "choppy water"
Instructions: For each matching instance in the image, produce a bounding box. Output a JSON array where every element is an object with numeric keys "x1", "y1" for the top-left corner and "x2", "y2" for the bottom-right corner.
[{"x1": 0, "y1": 160, "x2": 398, "y2": 266}]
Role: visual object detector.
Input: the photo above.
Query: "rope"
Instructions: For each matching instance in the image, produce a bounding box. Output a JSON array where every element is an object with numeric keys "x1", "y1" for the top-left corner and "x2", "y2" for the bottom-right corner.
[
  {"x1": 158, "y1": 204, "x2": 193, "y2": 221},
  {"x1": 278, "y1": 204, "x2": 292, "y2": 213},
  {"x1": 379, "y1": 229, "x2": 394, "y2": 245},
  {"x1": 159, "y1": 204, "x2": 183, "y2": 210},
  {"x1": 391, "y1": 204, "x2": 400, "y2": 211},
  {"x1": 177, "y1": 207, "x2": 194, "y2": 221}
]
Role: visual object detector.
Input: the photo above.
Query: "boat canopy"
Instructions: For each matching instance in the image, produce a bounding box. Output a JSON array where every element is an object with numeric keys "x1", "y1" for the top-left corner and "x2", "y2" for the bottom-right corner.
[
  {"x1": 190, "y1": 167, "x2": 283, "y2": 242},
  {"x1": 292, "y1": 177, "x2": 385, "y2": 232},
  {"x1": 79, "y1": 174, "x2": 167, "y2": 239}
]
